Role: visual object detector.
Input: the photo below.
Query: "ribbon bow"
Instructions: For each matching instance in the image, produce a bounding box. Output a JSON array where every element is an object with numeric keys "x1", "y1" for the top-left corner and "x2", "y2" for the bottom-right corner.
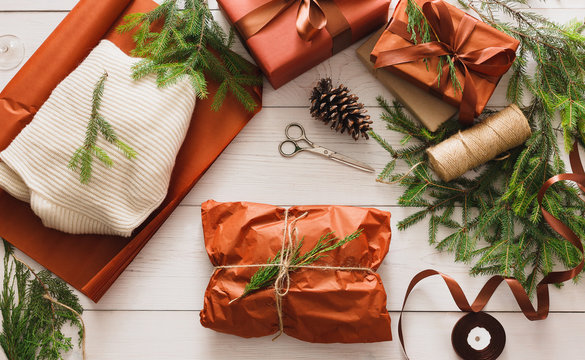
[
  {"x1": 374, "y1": 0, "x2": 517, "y2": 125},
  {"x1": 236, "y1": 0, "x2": 328, "y2": 42}
]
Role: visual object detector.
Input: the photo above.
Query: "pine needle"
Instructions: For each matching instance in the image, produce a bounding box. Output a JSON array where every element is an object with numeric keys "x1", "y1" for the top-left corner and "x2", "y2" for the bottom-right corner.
[
  {"x1": 117, "y1": 0, "x2": 262, "y2": 112},
  {"x1": 0, "y1": 240, "x2": 84, "y2": 360},
  {"x1": 68, "y1": 71, "x2": 137, "y2": 184}
]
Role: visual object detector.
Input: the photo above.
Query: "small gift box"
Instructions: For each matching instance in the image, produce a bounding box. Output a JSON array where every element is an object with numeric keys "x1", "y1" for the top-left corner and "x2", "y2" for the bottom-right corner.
[
  {"x1": 200, "y1": 200, "x2": 392, "y2": 343},
  {"x1": 371, "y1": 0, "x2": 520, "y2": 125},
  {"x1": 218, "y1": 0, "x2": 390, "y2": 89},
  {"x1": 357, "y1": 28, "x2": 457, "y2": 131}
]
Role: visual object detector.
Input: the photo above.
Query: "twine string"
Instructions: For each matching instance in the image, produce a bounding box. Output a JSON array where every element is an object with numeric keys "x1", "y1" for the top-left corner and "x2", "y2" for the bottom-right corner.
[
  {"x1": 427, "y1": 104, "x2": 532, "y2": 182},
  {"x1": 215, "y1": 208, "x2": 374, "y2": 340}
]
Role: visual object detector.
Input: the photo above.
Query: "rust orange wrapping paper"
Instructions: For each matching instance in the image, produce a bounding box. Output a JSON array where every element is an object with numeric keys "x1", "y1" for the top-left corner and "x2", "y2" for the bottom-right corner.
[
  {"x1": 200, "y1": 200, "x2": 392, "y2": 343},
  {"x1": 371, "y1": 0, "x2": 519, "y2": 123},
  {"x1": 0, "y1": 0, "x2": 262, "y2": 302},
  {"x1": 218, "y1": 0, "x2": 390, "y2": 89}
]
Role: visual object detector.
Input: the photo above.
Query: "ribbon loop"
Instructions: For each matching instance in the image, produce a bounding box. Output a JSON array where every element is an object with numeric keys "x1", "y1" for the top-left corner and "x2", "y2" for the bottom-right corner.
[
  {"x1": 235, "y1": 0, "x2": 328, "y2": 42},
  {"x1": 296, "y1": 0, "x2": 328, "y2": 41}
]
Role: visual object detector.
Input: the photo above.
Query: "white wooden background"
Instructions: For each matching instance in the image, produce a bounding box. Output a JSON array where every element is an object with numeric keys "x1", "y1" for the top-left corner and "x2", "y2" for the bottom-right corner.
[{"x1": 1, "y1": 1, "x2": 585, "y2": 359}]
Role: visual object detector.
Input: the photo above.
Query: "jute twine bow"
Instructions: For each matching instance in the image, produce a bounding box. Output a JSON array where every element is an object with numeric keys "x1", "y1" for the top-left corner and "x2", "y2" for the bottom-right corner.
[{"x1": 216, "y1": 209, "x2": 374, "y2": 340}]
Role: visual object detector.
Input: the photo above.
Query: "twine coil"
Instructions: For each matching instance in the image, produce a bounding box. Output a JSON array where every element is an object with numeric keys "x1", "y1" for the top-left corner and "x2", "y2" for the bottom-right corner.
[
  {"x1": 215, "y1": 209, "x2": 374, "y2": 340},
  {"x1": 427, "y1": 104, "x2": 532, "y2": 182}
]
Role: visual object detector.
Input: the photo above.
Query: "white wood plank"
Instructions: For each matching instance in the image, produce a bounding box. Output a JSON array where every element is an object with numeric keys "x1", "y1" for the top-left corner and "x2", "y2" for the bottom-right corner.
[
  {"x1": 67, "y1": 310, "x2": 585, "y2": 359},
  {"x1": 2, "y1": 9, "x2": 585, "y2": 107}
]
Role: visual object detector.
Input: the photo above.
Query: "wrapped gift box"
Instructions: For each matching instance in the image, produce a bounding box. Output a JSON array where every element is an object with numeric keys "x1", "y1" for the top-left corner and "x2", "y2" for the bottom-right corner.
[
  {"x1": 218, "y1": 0, "x2": 390, "y2": 89},
  {"x1": 371, "y1": 0, "x2": 520, "y2": 124},
  {"x1": 200, "y1": 200, "x2": 392, "y2": 343},
  {"x1": 357, "y1": 28, "x2": 457, "y2": 131}
]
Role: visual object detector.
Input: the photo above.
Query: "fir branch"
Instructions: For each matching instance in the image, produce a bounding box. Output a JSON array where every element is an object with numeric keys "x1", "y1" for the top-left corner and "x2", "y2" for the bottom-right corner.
[
  {"x1": 68, "y1": 72, "x2": 137, "y2": 184},
  {"x1": 118, "y1": 0, "x2": 262, "y2": 112},
  {"x1": 0, "y1": 240, "x2": 84, "y2": 360},
  {"x1": 372, "y1": 96, "x2": 585, "y2": 295},
  {"x1": 235, "y1": 229, "x2": 363, "y2": 300}
]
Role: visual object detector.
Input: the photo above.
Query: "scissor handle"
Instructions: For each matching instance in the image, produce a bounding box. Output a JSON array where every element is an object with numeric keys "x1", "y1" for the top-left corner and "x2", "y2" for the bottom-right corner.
[
  {"x1": 284, "y1": 123, "x2": 311, "y2": 144},
  {"x1": 279, "y1": 139, "x2": 303, "y2": 157}
]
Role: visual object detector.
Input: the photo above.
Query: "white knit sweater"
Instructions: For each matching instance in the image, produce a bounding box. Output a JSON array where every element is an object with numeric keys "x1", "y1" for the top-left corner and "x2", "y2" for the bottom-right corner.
[{"x1": 0, "y1": 40, "x2": 196, "y2": 237}]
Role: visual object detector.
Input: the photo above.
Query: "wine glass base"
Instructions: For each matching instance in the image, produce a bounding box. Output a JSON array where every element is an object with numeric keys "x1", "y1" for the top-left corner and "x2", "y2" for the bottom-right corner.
[{"x1": 0, "y1": 35, "x2": 25, "y2": 71}]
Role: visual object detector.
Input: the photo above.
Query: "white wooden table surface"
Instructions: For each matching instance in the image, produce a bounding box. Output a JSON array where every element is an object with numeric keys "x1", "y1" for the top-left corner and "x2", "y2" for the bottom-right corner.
[{"x1": 1, "y1": 1, "x2": 585, "y2": 359}]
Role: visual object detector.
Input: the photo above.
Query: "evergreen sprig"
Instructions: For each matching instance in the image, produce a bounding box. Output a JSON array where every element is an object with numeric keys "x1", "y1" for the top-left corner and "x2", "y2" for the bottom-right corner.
[
  {"x1": 373, "y1": 1, "x2": 585, "y2": 295},
  {"x1": 372, "y1": 96, "x2": 585, "y2": 295},
  {"x1": 235, "y1": 229, "x2": 363, "y2": 300},
  {"x1": 117, "y1": 0, "x2": 262, "y2": 112},
  {"x1": 0, "y1": 240, "x2": 84, "y2": 360},
  {"x1": 68, "y1": 71, "x2": 137, "y2": 184},
  {"x1": 405, "y1": 0, "x2": 462, "y2": 92}
]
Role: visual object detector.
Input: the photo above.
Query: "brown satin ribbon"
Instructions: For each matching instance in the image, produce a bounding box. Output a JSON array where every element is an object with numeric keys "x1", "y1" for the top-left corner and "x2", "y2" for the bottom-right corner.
[
  {"x1": 235, "y1": 0, "x2": 353, "y2": 55},
  {"x1": 398, "y1": 142, "x2": 585, "y2": 359},
  {"x1": 374, "y1": 0, "x2": 516, "y2": 125}
]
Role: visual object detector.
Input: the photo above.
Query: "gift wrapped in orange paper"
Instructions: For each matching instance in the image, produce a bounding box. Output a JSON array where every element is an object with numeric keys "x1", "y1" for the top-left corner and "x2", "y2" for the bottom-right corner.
[
  {"x1": 218, "y1": 0, "x2": 390, "y2": 89},
  {"x1": 200, "y1": 200, "x2": 392, "y2": 343},
  {"x1": 371, "y1": 0, "x2": 520, "y2": 125},
  {"x1": 0, "y1": 0, "x2": 262, "y2": 302}
]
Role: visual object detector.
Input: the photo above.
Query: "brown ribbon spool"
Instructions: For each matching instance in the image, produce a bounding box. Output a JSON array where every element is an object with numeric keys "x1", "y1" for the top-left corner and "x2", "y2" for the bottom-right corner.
[
  {"x1": 235, "y1": 0, "x2": 354, "y2": 55},
  {"x1": 399, "y1": 142, "x2": 585, "y2": 359},
  {"x1": 374, "y1": 0, "x2": 517, "y2": 125}
]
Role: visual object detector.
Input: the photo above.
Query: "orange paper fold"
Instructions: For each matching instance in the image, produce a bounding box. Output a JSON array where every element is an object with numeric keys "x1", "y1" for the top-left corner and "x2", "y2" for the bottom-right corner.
[
  {"x1": 0, "y1": 0, "x2": 263, "y2": 302},
  {"x1": 200, "y1": 201, "x2": 392, "y2": 343}
]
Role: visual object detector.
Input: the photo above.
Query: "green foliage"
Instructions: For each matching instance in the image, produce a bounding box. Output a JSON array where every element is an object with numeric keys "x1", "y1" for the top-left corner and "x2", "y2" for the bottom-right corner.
[
  {"x1": 372, "y1": 97, "x2": 585, "y2": 295},
  {"x1": 118, "y1": 0, "x2": 262, "y2": 112},
  {"x1": 458, "y1": 0, "x2": 585, "y2": 151},
  {"x1": 69, "y1": 72, "x2": 137, "y2": 184},
  {"x1": 237, "y1": 229, "x2": 363, "y2": 300},
  {"x1": 0, "y1": 240, "x2": 84, "y2": 360},
  {"x1": 374, "y1": 0, "x2": 585, "y2": 295}
]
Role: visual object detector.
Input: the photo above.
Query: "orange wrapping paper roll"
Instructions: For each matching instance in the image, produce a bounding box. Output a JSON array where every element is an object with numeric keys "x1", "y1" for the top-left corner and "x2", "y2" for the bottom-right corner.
[
  {"x1": 200, "y1": 200, "x2": 393, "y2": 343},
  {"x1": 0, "y1": 0, "x2": 263, "y2": 302}
]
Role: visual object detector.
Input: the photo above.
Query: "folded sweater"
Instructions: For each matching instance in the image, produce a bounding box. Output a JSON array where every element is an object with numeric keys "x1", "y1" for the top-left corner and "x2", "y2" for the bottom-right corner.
[{"x1": 0, "y1": 40, "x2": 196, "y2": 237}]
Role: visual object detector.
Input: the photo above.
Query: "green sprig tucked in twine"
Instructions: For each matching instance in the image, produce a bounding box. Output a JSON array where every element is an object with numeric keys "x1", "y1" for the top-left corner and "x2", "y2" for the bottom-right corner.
[{"x1": 234, "y1": 228, "x2": 364, "y2": 302}]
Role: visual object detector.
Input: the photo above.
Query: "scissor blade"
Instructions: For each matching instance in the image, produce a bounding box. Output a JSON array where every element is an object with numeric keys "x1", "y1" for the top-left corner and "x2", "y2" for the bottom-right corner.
[{"x1": 330, "y1": 153, "x2": 375, "y2": 173}]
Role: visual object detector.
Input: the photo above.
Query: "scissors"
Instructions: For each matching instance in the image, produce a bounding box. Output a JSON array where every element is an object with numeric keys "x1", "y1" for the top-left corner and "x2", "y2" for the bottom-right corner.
[{"x1": 278, "y1": 123, "x2": 375, "y2": 173}]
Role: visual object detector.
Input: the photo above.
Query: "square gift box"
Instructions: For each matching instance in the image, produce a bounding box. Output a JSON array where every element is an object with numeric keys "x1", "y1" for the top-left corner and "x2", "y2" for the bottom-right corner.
[
  {"x1": 218, "y1": 0, "x2": 391, "y2": 89},
  {"x1": 371, "y1": 0, "x2": 520, "y2": 124}
]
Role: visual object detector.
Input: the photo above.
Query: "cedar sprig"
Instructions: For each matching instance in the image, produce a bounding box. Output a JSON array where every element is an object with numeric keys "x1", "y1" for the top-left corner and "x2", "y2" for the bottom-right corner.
[
  {"x1": 117, "y1": 0, "x2": 262, "y2": 112},
  {"x1": 0, "y1": 240, "x2": 84, "y2": 360},
  {"x1": 235, "y1": 229, "x2": 363, "y2": 300},
  {"x1": 68, "y1": 72, "x2": 137, "y2": 184}
]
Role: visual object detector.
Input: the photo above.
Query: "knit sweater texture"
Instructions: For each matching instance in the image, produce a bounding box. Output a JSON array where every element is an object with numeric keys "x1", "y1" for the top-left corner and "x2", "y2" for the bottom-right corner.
[{"x1": 0, "y1": 40, "x2": 196, "y2": 237}]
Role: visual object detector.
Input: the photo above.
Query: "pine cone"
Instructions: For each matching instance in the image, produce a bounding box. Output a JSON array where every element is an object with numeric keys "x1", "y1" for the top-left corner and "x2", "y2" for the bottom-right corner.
[{"x1": 309, "y1": 78, "x2": 372, "y2": 140}]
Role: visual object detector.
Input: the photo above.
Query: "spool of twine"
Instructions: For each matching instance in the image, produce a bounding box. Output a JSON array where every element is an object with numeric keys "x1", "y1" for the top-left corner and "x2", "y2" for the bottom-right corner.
[{"x1": 427, "y1": 104, "x2": 532, "y2": 182}]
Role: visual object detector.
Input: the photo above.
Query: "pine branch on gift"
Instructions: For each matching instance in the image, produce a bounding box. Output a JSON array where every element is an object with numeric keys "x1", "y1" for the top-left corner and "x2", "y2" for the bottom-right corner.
[
  {"x1": 371, "y1": 97, "x2": 585, "y2": 295},
  {"x1": 310, "y1": 78, "x2": 372, "y2": 140},
  {"x1": 117, "y1": 0, "x2": 262, "y2": 112}
]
